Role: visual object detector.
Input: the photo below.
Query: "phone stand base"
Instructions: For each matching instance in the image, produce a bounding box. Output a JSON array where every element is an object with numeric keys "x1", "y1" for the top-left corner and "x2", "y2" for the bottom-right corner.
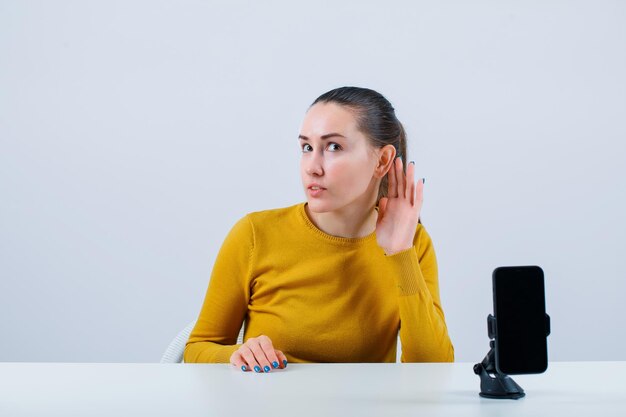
[{"x1": 474, "y1": 340, "x2": 525, "y2": 400}]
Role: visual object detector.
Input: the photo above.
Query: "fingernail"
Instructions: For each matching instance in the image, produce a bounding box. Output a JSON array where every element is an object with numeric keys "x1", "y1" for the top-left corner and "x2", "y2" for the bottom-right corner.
[
  {"x1": 272, "y1": 361, "x2": 279, "y2": 369},
  {"x1": 283, "y1": 360, "x2": 288, "y2": 368},
  {"x1": 263, "y1": 366, "x2": 271, "y2": 373},
  {"x1": 254, "y1": 366, "x2": 261, "y2": 373},
  {"x1": 410, "y1": 161, "x2": 415, "y2": 165},
  {"x1": 241, "y1": 365, "x2": 247, "y2": 372},
  {"x1": 422, "y1": 177, "x2": 426, "y2": 184}
]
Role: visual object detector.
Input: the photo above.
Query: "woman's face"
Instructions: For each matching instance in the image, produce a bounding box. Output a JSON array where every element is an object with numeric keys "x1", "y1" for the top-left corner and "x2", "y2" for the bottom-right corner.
[{"x1": 299, "y1": 102, "x2": 382, "y2": 214}]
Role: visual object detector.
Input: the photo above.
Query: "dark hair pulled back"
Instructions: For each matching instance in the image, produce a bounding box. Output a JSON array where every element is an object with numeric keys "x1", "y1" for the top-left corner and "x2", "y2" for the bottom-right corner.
[{"x1": 311, "y1": 86, "x2": 407, "y2": 202}]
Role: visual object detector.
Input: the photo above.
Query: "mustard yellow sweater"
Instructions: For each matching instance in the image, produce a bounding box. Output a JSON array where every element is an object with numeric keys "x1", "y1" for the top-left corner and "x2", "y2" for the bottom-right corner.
[{"x1": 184, "y1": 203, "x2": 454, "y2": 363}]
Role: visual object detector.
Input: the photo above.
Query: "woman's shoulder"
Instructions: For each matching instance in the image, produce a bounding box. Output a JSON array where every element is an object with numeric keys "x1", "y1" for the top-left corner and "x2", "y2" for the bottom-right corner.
[
  {"x1": 243, "y1": 202, "x2": 302, "y2": 223},
  {"x1": 246, "y1": 202, "x2": 302, "y2": 219},
  {"x1": 236, "y1": 202, "x2": 304, "y2": 233},
  {"x1": 223, "y1": 203, "x2": 304, "y2": 245}
]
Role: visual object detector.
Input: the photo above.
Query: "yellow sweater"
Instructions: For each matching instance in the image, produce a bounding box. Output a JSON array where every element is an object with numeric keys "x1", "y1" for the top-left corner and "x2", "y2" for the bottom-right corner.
[{"x1": 184, "y1": 203, "x2": 454, "y2": 363}]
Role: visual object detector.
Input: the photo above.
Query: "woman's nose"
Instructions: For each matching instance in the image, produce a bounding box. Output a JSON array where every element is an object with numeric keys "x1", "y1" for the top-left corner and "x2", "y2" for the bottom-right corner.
[{"x1": 305, "y1": 151, "x2": 324, "y2": 176}]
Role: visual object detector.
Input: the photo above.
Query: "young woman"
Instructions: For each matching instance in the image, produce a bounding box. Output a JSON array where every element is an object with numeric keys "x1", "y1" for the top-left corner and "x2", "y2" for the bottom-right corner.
[{"x1": 184, "y1": 87, "x2": 454, "y2": 372}]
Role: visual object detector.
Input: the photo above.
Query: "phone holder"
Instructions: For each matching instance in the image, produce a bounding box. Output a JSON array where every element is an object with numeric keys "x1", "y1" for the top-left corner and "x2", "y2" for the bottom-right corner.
[{"x1": 473, "y1": 314, "x2": 550, "y2": 399}]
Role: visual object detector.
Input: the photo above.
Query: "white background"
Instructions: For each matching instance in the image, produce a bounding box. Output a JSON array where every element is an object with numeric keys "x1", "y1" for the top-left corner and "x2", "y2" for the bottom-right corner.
[{"x1": 1, "y1": 0, "x2": 624, "y2": 363}]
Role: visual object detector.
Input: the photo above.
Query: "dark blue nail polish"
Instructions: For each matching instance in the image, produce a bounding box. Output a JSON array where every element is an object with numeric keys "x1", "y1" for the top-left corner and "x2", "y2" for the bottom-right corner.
[
  {"x1": 272, "y1": 361, "x2": 279, "y2": 369},
  {"x1": 241, "y1": 365, "x2": 247, "y2": 372},
  {"x1": 254, "y1": 366, "x2": 261, "y2": 373},
  {"x1": 422, "y1": 177, "x2": 426, "y2": 184},
  {"x1": 410, "y1": 161, "x2": 415, "y2": 165},
  {"x1": 283, "y1": 360, "x2": 288, "y2": 367},
  {"x1": 263, "y1": 365, "x2": 271, "y2": 373}
]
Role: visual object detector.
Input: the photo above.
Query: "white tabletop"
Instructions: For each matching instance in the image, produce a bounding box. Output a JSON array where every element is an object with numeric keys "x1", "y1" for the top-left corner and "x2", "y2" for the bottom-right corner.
[{"x1": 1, "y1": 362, "x2": 625, "y2": 416}]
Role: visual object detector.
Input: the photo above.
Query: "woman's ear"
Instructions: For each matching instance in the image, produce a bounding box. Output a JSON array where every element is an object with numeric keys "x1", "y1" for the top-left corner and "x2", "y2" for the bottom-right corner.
[{"x1": 374, "y1": 145, "x2": 396, "y2": 179}]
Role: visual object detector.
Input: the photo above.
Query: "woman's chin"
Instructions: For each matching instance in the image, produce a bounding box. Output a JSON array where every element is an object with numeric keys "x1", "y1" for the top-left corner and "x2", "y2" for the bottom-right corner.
[{"x1": 305, "y1": 199, "x2": 334, "y2": 213}]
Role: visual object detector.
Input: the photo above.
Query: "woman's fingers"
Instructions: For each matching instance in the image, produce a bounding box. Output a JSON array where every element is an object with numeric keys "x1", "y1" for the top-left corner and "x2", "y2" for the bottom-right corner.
[
  {"x1": 406, "y1": 161, "x2": 415, "y2": 206},
  {"x1": 248, "y1": 341, "x2": 274, "y2": 373},
  {"x1": 230, "y1": 350, "x2": 251, "y2": 372},
  {"x1": 274, "y1": 349, "x2": 289, "y2": 369},
  {"x1": 416, "y1": 177, "x2": 424, "y2": 207},
  {"x1": 258, "y1": 335, "x2": 282, "y2": 370},
  {"x1": 239, "y1": 344, "x2": 262, "y2": 373},
  {"x1": 387, "y1": 157, "x2": 398, "y2": 198},
  {"x1": 390, "y1": 158, "x2": 418, "y2": 206},
  {"x1": 231, "y1": 335, "x2": 287, "y2": 373},
  {"x1": 395, "y1": 157, "x2": 405, "y2": 199}
]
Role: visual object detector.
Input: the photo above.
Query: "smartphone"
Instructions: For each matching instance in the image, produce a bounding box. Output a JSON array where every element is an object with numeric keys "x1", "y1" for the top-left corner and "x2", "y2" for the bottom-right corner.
[{"x1": 493, "y1": 265, "x2": 548, "y2": 375}]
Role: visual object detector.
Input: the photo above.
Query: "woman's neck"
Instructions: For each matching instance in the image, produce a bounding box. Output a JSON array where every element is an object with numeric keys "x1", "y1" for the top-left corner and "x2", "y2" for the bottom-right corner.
[{"x1": 305, "y1": 201, "x2": 379, "y2": 239}]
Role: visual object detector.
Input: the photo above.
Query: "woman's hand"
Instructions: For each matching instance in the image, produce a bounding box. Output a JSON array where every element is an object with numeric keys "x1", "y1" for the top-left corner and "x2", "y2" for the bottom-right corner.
[
  {"x1": 376, "y1": 157, "x2": 423, "y2": 255},
  {"x1": 229, "y1": 335, "x2": 288, "y2": 373}
]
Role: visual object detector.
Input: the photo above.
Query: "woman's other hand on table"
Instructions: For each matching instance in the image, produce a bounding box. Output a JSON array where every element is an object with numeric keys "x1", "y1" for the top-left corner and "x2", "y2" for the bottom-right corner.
[{"x1": 230, "y1": 335, "x2": 288, "y2": 373}]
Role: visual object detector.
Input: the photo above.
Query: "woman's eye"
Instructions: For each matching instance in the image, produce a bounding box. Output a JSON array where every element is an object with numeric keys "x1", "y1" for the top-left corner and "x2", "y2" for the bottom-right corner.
[{"x1": 301, "y1": 143, "x2": 341, "y2": 152}]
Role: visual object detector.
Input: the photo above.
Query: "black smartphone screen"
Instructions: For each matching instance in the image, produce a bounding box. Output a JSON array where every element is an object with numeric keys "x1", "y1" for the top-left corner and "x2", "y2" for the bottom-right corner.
[{"x1": 493, "y1": 266, "x2": 548, "y2": 375}]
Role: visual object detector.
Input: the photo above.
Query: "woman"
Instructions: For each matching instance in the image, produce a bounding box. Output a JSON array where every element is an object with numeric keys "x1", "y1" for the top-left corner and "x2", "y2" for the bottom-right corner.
[{"x1": 184, "y1": 87, "x2": 454, "y2": 371}]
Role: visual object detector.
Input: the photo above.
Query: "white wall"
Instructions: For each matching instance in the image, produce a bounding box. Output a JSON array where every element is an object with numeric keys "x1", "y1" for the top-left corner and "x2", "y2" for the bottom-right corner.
[{"x1": 1, "y1": 0, "x2": 624, "y2": 363}]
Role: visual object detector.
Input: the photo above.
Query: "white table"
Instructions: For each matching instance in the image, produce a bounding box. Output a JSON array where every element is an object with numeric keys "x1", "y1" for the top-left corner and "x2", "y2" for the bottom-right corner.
[{"x1": 1, "y1": 362, "x2": 625, "y2": 416}]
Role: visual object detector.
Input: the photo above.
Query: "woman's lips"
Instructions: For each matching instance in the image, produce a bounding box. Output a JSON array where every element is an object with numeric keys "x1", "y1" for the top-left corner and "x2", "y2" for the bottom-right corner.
[{"x1": 307, "y1": 185, "x2": 326, "y2": 197}]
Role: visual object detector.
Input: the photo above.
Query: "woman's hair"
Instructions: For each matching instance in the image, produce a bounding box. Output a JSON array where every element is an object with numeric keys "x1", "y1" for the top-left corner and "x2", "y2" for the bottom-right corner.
[{"x1": 311, "y1": 86, "x2": 407, "y2": 202}]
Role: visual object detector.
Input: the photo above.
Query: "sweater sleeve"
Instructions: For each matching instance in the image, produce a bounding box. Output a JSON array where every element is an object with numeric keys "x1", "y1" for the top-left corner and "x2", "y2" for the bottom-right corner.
[
  {"x1": 386, "y1": 225, "x2": 455, "y2": 362},
  {"x1": 183, "y1": 215, "x2": 254, "y2": 363}
]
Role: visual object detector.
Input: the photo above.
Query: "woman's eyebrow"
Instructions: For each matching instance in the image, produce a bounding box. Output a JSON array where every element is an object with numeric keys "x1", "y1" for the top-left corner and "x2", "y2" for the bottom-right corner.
[{"x1": 298, "y1": 133, "x2": 346, "y2": 141}]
